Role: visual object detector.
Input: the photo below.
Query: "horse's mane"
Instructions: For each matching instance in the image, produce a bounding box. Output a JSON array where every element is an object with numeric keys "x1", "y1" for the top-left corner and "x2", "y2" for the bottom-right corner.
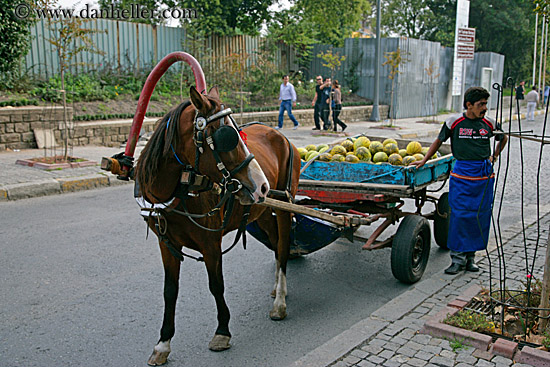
[{"x1": 136, "y1": 101, "x2": 192, "y2": 190}]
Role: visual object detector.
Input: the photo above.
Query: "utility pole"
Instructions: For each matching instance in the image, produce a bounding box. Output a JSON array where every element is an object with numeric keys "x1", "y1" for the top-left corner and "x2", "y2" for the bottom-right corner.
[
  {"x1": 370, "y1": 0, "x2": 381, "y2": 122},
  {"x1": 533, "y1": 13, "x2": 538, "y2": 86}
]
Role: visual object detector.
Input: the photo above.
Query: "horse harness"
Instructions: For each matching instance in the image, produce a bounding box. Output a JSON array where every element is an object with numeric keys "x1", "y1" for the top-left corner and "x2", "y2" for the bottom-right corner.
[{"x1": 139, "y1": 107, "x2": 292, "y2": 262}]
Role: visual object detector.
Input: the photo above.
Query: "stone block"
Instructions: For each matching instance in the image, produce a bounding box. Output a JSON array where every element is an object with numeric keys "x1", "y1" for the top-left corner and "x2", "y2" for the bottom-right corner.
[
  {"x1": 5, "y1": 123, "x2": 15, "y2": 133},
  {"x1": 0, "y1": 133, "x2": 20, "y2": 143},
  {"x1": 515, "y1": 346, "x2": 550, "y2": 366},
  {"x1": 15, "y1": 122, "x2": 30, "y2": 133},
  {"x1": 0, "y1": 114, "x2": 10, "y2": 122},
  {"x1": 86, "y1": 129, "x2": 94, "y2": 137},
  {"x1": 447, "y1": 299, "x2": 468, "y2": 309},
  {"x1": 489, "y1": 338, "x2": 517, "y2": 360},
  {"x1": 21, "y1": 132, "x2": 35, "y2": 142}
]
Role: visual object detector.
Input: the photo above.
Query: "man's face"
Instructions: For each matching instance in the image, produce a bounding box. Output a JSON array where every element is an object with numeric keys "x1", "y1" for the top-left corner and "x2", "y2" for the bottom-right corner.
[
  {"x1": 467, "y1": 98, "x2": 488, "y2": 119},
  {"x1": 283, "y1": 76, "x2": 289, "y2": 84},
  {"x1": 316, "y1": 76, "x2": 322, "y2": 85},
  {"x1": 326, "y1": 78, "x2": 331, "y2": 85}
]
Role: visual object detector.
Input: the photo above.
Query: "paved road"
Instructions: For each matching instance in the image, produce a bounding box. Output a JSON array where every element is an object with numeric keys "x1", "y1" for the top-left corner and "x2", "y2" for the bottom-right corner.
[{"x1": 0, "y1": 185, "x2": 452, "y2": 367}]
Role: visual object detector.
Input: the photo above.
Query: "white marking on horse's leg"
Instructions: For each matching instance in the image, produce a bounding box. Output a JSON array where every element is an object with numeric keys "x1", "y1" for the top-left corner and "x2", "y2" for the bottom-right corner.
[
  {"x1": 147, "y1": 340, "x2": 171, "y2": 366},
  {"x1": 270, "y1": 267, "x2": 287, "y2": 320},
  {"x1": 271, "y1": 260, "x2": 280, "y2": 298}
]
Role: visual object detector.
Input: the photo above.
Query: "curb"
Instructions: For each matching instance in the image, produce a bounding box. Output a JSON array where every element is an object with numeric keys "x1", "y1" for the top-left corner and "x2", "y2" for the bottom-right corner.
[
  {"x1": 0, "y1": 173, "x2": 130, "y2": 201},
  {"x1": 420, "y1": 285, "x2": 550, "y2": 367}
]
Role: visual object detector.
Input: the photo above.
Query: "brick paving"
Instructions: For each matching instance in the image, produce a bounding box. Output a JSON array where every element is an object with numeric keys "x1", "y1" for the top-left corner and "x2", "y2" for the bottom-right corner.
[{"x1": 328, "y1": 214, "x2": 550, "y2": 367}]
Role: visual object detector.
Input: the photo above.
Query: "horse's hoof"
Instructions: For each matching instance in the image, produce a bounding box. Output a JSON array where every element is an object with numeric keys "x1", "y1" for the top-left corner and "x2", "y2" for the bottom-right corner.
[
  {"x1": 269, "y1": 306, "x2": 287, "y2": 320},
  {"x1": 208, "y1": 334, "x2": 231, "y2": 351},
  {"x1": 147, "y1": 349, "x2": 169, "y2": 366}
]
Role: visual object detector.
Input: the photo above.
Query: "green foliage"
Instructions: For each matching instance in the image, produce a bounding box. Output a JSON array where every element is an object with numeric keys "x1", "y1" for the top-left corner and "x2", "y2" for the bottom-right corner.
[
  {"x1": 174, "y1": 0, "x2": 274, "y2": 36},
  {"x1": 345, "y1": 39, "x2": 363, "y2": 93},
  {"x1": 448, "y1": 338, "x2": 467, "y2": 352},
  {"x1": 381, "y1": 0, "x2": 435, "y2": 39},
  {"x1": 0, "y1": 0, "x2": 34, "y2": 75},
  {"x1": 444, "y1": 310, "x2": 496, "y2": 334}
]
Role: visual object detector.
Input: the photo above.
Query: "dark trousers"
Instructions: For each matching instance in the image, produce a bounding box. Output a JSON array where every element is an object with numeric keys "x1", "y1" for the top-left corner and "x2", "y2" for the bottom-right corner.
[
  {"x1": 278, "y1": 100, "x2": 299, "y2": 127},
  {"x1": 332, "y1": 104, "x2": 346, "y2": 131},
  {"x1": 320, "y1": 105, "x2": 330, "y2": 130},
  {"x1": 313, "y1": 104, "x2": 323, "y2": 129}
]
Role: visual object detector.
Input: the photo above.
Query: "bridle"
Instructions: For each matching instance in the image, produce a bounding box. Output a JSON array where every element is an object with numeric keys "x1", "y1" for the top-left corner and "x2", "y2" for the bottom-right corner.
[{"x1": 146, "y1": 103, "x2": 257, "y2": 262}]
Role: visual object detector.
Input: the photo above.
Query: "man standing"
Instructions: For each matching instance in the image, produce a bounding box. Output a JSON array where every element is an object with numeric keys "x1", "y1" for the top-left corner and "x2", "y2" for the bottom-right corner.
[
  {"x1": 516, "y1": 80, "x2": 525, "y2": 108},
  {"x1": 311, "y1": 76, "x2": 329, "y2": 130},
  {"x1": 412, "y1": 87, "x2": 508, "y2": 275},
  {"x1": 277, "y1": 75, "x2": 300, "y2": 130},
  {"x1": 526, "y1": 86, "x2": 539, "y2": 121}
]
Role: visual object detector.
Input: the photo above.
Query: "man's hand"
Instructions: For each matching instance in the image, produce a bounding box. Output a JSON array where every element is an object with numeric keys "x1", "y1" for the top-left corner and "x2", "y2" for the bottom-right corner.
[{"x1": 409, "y1": 159, "x2": 427, "y2": 169}]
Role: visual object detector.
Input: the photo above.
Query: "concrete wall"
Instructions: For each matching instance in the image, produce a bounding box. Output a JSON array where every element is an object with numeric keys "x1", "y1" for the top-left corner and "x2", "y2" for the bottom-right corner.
[{"x1": 0, "y1": 105, "x2": 386, "y2": 150}]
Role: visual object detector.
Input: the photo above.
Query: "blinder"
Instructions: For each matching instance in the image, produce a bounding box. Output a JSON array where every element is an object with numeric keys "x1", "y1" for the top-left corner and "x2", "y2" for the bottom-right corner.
[{"x1": 212, "y1": 125, "x2": 240, "y2": 152}]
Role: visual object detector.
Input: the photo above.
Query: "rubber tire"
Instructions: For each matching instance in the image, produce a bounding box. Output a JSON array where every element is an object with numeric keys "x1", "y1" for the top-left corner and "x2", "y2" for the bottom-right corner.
[
  {"x1": 391, "y1": 215, "x2": 431, "y2": 284},
  {"x1": 433, "y1": 192, "x2": 450, "y2": 250}
]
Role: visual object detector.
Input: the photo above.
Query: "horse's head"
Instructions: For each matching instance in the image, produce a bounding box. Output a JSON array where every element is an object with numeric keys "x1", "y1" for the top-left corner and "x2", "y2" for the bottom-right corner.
[{"x1": 179, "y1": 86, "x2": 270, "y2": 205}]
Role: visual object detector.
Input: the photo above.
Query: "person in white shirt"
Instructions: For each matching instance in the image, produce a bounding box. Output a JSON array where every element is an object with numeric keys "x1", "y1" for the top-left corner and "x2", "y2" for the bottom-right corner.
[
  {"x1": 276, "y1": 75, "x2": 300, "y2": 130},
  {"x1": 526, "y1": 86, "x2": 539, "y2": 121}
]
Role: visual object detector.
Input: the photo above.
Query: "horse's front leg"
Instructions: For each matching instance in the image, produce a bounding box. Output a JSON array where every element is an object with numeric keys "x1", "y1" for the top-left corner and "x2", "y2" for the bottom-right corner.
[
  {"x1": 203, "y1": 243, "x2": 232, "y2": 351},
  {"x1": 270, "y1": 210, "x2": 291, "y2": 320},
  {"x1": 148, "y1": 239, "x2": 181, "y2": 366}
]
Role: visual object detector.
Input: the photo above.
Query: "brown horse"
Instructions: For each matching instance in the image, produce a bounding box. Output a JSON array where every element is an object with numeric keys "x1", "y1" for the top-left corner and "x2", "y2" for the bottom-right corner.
[{"x1": 136, "y1": 86, "x2": 301, "y2": 365}]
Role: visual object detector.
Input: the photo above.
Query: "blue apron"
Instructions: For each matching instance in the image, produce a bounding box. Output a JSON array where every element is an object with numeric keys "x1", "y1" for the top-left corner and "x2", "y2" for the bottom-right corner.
[{"x1": 447, "y1": 159, "x2": 494, "y2": 253}]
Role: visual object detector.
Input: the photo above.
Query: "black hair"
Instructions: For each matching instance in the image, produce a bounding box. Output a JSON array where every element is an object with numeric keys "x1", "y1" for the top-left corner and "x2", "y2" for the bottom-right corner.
[
  {"x1": 282, "y1": 75, "x2": 289, "y2": 79},
  {"x1": 463, "y1": 87, "x2": 490, "y2": 109}
]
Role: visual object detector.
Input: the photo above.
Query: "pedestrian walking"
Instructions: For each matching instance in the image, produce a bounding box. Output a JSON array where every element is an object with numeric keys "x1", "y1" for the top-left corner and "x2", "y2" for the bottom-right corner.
[
  {"x1": 321, "y1": 78, "x2": 332, "y2": 130},
  {"x1": 526, "y1": 86, "x2": 539, "y2": 121},
  {"x1": 331, "y1": 80, "x2": 347, "y2": 132},
  {"x1": 276, "y1": 75, "x2": 300, "y2": 130},
  {"x1": 311, "y1": 76, "x2": 325, "y2": 130},
  {"x1": 544, "y1": 85, "x2": 549, "y2": 107},
  {"x1": 411, "y1": 87, "x2": 508, "y2": 275}
]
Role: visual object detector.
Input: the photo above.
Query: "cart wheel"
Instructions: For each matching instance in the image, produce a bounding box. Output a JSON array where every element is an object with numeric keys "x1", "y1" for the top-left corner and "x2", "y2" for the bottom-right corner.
[
  {"x1": 391, "y1": 215, "x2": 431, "y2": 284},
  {"x1": 433, "y1": 192, "x2": 450, "y2": 250}
]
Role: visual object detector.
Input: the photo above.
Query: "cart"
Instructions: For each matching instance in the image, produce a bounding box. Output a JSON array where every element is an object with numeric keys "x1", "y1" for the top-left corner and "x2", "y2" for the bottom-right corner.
[{"x1": 247, "y1": 136, "x2": 455, "y2": 284}]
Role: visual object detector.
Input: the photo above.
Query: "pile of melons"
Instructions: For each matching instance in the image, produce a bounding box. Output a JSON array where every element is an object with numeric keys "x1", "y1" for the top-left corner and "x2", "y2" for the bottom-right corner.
[{"x1": 298, "y1": 137, "x2": 440, "y2": 166}]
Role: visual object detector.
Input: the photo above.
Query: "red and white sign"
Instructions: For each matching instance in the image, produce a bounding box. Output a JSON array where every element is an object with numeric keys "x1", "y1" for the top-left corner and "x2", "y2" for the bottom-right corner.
[{"x1": 457, "y1": 27, "x2": 476, "y2": 43}]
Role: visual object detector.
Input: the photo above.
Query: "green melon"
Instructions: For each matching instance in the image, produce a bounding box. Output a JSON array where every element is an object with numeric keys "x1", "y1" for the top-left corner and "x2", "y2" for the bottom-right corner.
[
  {"x1": 345, "y1": 154, "x2": 360, "y2": 163},
  {"x1": 373, "y1": 151, "x2": 388, "y2": 163},
  {"x1": 369, "y1": 141, "x2": 384, "y2": 155},
  {"x1": 388, "y1": 153, "x2": 403, "y2": 165},
  {"x1": 331, "y1": 154, "x2": 345, "y2": 162},
  {"x1": 318, "y1": 152, "x2": 332, "y2": 162},
  {"x1": 306, "y1": 151, "x2": 319, "y2": 161},
  {"x1": 306, "y1": 144, "x2": 317, "y2": 151},
  {"x1": 331, "y1": 145, "x2": 347, "y2": 155},
  {"x1": 353, "y1": 136, "x2": 371, "y2": 150},
  {"x1": 317, "y1": 144, "x2": 329, "y2": 152},
  {"x1": 403, "y1": 156, "x2": 416, "y2": 165},
  {"x1": 413, "y1": 153, "x2": 424, "y2": 162},
  {"x1": 383, "y1": 138, "x2": 398, "y2": 146},
  {"x1": 421, "y1": 147, "x2": 430, "y2": 156},
  {"x1": 355, "y1": 146, "x2": 372, "y2": 161},
  {"x1": 398, "y1": 149, "x2": 408, "y2": 158},
  {"x1": 341, "y1": 139, "x2": 355, "y2": 152},
  {"x1": 297, "y1": 147, "x2": 308, "y2": 160},
  {"x1": 383, "y1": 143, "x2": 399, "y2": 156},
  {"x1": 406, "y1": 141, "x2": 422, "y2": 155}
]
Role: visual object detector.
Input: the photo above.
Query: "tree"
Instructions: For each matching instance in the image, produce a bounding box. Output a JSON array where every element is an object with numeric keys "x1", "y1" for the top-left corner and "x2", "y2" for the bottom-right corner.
[
  {"x1": 172, "y1": 0, "x2": 275, "y2": 36},
  {"x1": 381, "y1": 0, "x2": 435, "y2": 39},
  {"x1": 382, "y1": 48, "x2": 409, "y2": 126},
  {"x1": 318, "y1": 49, "x2": 346, "y2": 119},
  {"x1": 0, "y1": 0, "x2": 34, "y2": 76}
]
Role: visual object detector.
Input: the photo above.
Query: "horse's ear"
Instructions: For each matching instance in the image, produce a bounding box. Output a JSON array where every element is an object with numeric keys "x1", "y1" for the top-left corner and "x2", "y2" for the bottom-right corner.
[
  {"x1": 190, "y1": 86, "x2": 207, "y2": 111},
  {"x1": 208, "y1": 86, "x2": 219, "y2": 99}
]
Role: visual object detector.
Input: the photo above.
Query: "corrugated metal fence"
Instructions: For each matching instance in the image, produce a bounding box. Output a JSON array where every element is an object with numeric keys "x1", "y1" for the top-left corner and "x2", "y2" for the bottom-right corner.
[
  {"x1": 309, "y1": 37, "x2": 504, "y2": 118},
  {"x1": 24, "y1": 18, "x2": 295, "y2": 78}
]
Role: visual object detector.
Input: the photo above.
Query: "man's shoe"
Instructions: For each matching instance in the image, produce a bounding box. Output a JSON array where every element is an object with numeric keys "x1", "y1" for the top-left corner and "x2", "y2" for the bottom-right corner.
[
  {"x1": 342, "y1": 124, "x2": 347, "y2": 132},
  {"x1": 293, "y1": 124, "x2": 299, "y2": 130},
  {"x1": 274, "y1": 126, "x2": 281, "y2": 130},
  {"x1": 465, "y1": 260, "x2": 480, "y2": 272},
  {"x1": 444, "y1": 263, "x2": 465, "y2": 275},
  {"x1": 312, "y1": 127, "x2": 320, "y2": 130}
]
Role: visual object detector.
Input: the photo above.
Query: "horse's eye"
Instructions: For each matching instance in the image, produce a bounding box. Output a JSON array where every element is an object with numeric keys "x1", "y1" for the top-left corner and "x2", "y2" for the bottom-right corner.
[{"x1": 212, "y1": 125, "x2": 239, "y2": 152}]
